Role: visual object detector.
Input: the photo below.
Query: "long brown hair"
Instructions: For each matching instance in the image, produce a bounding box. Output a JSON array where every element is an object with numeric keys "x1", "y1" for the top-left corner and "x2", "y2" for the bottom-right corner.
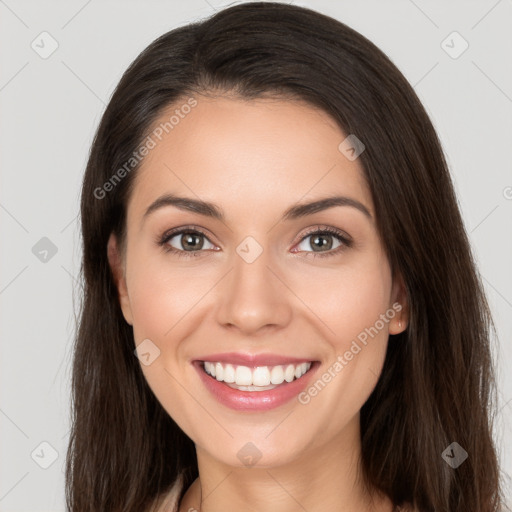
[{"x1": 65, "y1": 3, "x2": 507, "y2": 511}]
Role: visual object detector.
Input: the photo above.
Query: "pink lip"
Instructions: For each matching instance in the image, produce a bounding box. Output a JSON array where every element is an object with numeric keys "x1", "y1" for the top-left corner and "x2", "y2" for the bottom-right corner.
[
  {"x1": 193, "y1": 360, "x2": 320, "y2": 412},
  {"x1": 193, "y1": 352, "x2": 314, "y2": 367}
]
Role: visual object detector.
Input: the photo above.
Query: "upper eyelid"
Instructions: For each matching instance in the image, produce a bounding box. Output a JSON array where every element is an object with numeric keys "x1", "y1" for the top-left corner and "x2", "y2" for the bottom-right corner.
[{"x1": 161, "y1": 225, "x2": 215, "y2": 243}]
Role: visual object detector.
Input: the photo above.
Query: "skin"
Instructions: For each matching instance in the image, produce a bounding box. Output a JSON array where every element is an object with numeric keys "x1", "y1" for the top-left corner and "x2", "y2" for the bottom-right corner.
[{"x1": 108, "y1": 95, "x2": 409, "y2": 512}]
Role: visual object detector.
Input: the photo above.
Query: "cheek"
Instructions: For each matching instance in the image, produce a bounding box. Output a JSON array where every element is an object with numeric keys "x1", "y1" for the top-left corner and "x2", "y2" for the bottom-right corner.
[
  {"x1": 125, "y1": 249, "x2": 208, "y2": 339},
  {"x1": 291, "y1": 260, "x2": 393, "y2": 430},
  {"x1": 287, "y1": 256, "x2": 393, "y2": 347}
]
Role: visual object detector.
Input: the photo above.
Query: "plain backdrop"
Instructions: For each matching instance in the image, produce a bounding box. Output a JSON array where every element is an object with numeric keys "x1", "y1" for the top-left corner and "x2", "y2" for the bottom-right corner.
[{"x1": 1, "y1": 0, "x2": 511, "y2": 510}]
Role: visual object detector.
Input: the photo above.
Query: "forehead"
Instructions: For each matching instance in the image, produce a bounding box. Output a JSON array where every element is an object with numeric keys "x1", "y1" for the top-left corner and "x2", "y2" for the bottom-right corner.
[{"x1": 127, "y1": 95, "x2": 372, "y2": 221}]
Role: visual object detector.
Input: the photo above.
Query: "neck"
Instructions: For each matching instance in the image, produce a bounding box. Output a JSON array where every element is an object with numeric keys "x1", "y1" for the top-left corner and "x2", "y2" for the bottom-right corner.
[{"x1": 180, "y1": 414, "x2": 393, "y2": 512}]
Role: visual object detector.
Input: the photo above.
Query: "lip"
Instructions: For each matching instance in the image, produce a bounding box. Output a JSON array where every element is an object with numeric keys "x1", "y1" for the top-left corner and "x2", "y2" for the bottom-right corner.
[
  {"x1": 193, "y1": 359, "x2": 320, "y2": 412},
  {"x1": 193, "y1": 352, "x2": 314, "y2": 367}
]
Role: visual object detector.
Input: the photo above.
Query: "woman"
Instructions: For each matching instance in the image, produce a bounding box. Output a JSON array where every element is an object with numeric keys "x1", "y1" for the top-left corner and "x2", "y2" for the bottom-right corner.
[{"x1": 65, "y1": 2, "x2": 507, "y2": 511}]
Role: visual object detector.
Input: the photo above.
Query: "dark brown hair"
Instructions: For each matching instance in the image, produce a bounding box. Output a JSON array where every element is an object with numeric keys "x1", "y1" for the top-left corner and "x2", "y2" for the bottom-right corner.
[{"x1": 66, "y1": 2, "x2": 507, "y2": 511}]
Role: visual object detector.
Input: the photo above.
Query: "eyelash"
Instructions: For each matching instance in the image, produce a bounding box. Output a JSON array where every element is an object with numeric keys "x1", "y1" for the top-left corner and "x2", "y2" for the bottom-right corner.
[{"x1": 157, "y1": 225, "x2": 353, "y2": 259}]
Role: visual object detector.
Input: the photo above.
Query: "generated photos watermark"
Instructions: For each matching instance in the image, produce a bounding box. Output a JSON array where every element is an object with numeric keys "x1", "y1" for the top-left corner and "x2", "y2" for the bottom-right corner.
[
  {"x1": 94, "y1": 97, "x2": 198, "y2": 200},
  {"x1": 298, "y1": 302, "x2": 403, "y2": 405}
]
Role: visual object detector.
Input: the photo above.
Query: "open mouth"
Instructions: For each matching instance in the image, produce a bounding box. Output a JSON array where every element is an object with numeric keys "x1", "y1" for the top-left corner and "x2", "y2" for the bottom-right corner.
[{"x1": 199, "y1": 360, "x2": 316, "y2": 392}]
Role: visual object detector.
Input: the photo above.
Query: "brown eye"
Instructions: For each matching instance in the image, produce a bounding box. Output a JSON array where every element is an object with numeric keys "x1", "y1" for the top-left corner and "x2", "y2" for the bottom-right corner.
[
  {"x1": 160, "y1": 227, "x2": 217, "y2": 255},
  {"x1": 174, "y1": 232, "x2": 207, "y2": 251},
  {"x1": 293, "y1": 226, "x2": 352, "y2": 258}
]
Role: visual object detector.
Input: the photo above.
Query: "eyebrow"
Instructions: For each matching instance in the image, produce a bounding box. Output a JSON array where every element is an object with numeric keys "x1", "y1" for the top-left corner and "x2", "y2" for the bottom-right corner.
[{"x1": 142, "y1": 193, "x2": 372, "y2": 224}]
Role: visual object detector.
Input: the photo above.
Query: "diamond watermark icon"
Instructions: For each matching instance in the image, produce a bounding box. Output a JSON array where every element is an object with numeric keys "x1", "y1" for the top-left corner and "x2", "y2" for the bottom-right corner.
[
  {"x1": 236, "y1": 236, "x2": 263, "y2": 264},
  {"x1": 31, "y1": 441, "x2": 59, "y2": 469},
  {"x1": 31, "y1": 31, "x2": 59, "y2": 59},
  {"x1": 441, "y1": 31, "x2": 469, "y2": 60},
  {"x1": 32, "y1": 237, "x2": 58, "y2": 263},
  {"x1": 237, "y1": 442, "x2": 263, "y2": 467},
  {"x1": 338, "y1": 134, "x2": 365, "y2": 161},
  {"x1": 134, "y1": 338, "x2": 161, "y2": 366},
  {"x1": 441, "y1": 441, "x2": 468, "y2": 468}
]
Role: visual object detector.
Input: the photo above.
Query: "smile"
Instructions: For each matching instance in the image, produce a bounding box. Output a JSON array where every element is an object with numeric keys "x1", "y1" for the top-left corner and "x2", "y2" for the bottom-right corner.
[
  {"x1": 203, "y1": 361, "x2": 313, "y2": 390},
  {"x1": 193, "y1": 359, "x2": 320, "y2": 411}
]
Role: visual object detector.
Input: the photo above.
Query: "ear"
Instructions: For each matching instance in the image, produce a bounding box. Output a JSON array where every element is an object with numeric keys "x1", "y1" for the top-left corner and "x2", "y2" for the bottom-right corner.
[
  {"x1": 389, "y1": 270, "x2": 409, "y2": 335},
  {"x1": 107, "y1": 233, "x2": 133, "y2": 326}
]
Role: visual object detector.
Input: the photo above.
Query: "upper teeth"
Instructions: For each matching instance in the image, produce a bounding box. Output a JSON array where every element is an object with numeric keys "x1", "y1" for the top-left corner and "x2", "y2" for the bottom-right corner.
[{"x1": 204, "y1": 361, "x2": 312, "y2": 386}]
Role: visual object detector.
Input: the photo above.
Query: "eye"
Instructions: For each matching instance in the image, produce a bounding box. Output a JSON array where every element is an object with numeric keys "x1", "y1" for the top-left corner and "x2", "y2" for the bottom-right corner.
[
  {"x1": 159, "y1": 227, "x2": 217, "y2": 257},
  {"x1": 293, "y1": 226, "x2": 352, "y2": 258}
]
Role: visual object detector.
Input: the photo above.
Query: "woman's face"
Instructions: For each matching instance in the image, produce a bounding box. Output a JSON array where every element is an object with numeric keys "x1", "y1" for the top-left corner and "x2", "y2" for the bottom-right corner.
[{"x1": 108, "y1": 95, "x2": 407, "y2": 469}]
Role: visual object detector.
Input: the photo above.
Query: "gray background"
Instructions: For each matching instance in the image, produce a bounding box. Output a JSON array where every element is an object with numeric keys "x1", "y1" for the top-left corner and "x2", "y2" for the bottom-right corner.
[{"x1": 1, "y1": 0, "x2": 511, "y2": 510}]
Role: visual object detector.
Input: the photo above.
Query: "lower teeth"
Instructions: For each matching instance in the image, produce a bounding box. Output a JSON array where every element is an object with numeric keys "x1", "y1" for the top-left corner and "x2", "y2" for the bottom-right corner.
[{"x1": 224, "y1": 382, "x2": 280, "y2": 392}]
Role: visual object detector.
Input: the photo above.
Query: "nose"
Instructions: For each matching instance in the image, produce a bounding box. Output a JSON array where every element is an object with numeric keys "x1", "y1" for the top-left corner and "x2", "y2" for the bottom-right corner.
[{"x1": 215, "y1": 242, "x2": 293, "y2": 335}]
